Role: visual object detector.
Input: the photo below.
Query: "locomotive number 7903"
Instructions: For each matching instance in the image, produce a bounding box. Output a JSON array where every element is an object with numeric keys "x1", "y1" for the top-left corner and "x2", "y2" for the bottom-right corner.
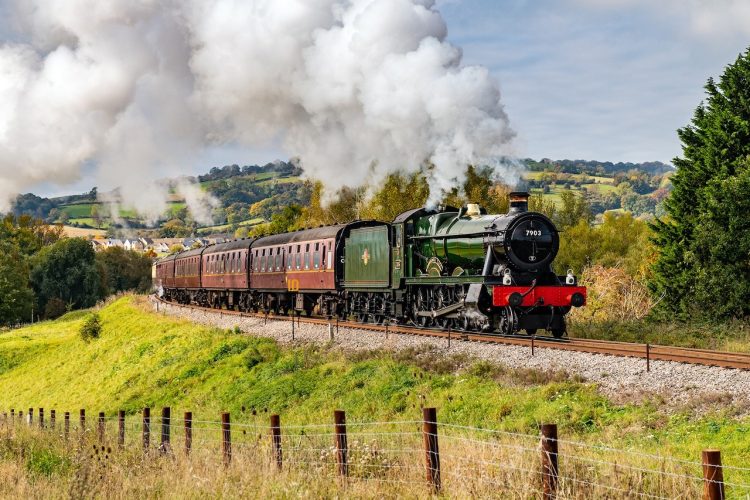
[{"x1": 525, "y1": 229, "x2": 542, "y2": 237}]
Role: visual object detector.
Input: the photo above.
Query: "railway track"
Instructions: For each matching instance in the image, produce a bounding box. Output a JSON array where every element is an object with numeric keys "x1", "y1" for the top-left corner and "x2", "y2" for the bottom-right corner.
[{"x1": 154, "y1": 296, "x2": 750, "y2": 371}]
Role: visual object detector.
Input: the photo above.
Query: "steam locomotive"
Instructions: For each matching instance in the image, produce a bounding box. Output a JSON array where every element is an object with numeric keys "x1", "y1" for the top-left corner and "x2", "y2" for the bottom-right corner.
[{"x1": 155, "y1": 192, "x2": 586, "y2": 337}]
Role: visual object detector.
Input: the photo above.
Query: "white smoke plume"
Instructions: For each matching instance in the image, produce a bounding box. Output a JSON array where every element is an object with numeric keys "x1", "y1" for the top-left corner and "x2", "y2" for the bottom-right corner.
[
  {"x1": 175, "y1": 180, "x2": 220, "y2": 226},
  {"x1": 0, "y1": 0, "x2": 515, "y2": 216}
]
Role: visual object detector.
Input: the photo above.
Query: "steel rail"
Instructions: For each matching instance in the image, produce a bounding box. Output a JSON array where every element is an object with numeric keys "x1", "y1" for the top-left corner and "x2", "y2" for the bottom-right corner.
[{"x1": 153, "y1": 296, "x2": 750, "y2": 371}]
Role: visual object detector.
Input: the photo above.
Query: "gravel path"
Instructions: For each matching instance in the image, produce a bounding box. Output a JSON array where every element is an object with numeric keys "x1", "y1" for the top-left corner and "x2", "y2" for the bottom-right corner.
[{"x1": 153, "y1": 299, "x2": 750, "y2": 412}]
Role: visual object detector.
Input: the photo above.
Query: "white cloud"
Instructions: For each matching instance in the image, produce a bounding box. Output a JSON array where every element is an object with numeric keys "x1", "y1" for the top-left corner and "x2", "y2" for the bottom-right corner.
[{"x1": 573, "y1": 0, "x2": 750, "y2": 38}]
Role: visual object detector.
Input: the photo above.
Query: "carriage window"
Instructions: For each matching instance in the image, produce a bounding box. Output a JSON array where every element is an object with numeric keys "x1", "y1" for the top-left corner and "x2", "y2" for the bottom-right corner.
[
  {"x1": 315, "y1": 242, "x2": 319, "y2": 251},
  {"x1": 313, "y1": 251, "x2": 320, "y2": 269},
  {"x1": 304, "y1": 252, "x2": 310, "y2": 270},
  {"x1": 275, "y1": 254, "x2": 281, "y2": 271},
  {"x1": 287, "y1": 249, "x2": 292, "y2": 270},
  {"x1": 322, "y1": 247, "x2": 326, "y2": 268},
  {"x1": 295, "y1": 253, "x2": 301, "y2": 270}
]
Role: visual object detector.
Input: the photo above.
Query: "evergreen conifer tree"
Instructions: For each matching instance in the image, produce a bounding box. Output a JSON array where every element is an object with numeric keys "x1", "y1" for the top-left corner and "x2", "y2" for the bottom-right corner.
[{"x1": 651, "y1": 48, "x2": 750, "y2": 319}]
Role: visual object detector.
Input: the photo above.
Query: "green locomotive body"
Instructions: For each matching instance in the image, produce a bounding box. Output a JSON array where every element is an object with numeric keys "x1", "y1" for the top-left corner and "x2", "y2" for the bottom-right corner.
[{"x1": 342, "y1": 192, "x2": 585, "y2": 336}]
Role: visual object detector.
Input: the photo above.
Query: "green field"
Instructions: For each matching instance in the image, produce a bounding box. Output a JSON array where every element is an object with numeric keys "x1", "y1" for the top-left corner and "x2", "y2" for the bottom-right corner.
[
  {"x1": 198, "y1": 217, "x2": 264, "y2": 233},
  {"x1": 59, "y1": 203, "x2": 96, "y2": 218},
  {"x1": 67, "y1": 217, "x2": 107, "y2": 229},
  {"x1": 257, "y1": 175, "x2": 301, "y2": 186},
  {"x1": 1, "y1": 296, "x2": 749, "y2": 471},
  {"x1": 524, "y1": 172, "x2": 612, "y2": 184}
]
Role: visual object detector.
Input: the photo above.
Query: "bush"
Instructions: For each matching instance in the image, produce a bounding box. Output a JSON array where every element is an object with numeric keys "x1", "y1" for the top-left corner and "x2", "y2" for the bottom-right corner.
[
  {"x1": 80, "y1": 313, "x2": 102, "y2": 342},
  {"x1": 569, "y1": 265, "x2": 652, "y2": 323},
  {"x1": 44, "y1": 297, "x2": 68, "y2": 320}
]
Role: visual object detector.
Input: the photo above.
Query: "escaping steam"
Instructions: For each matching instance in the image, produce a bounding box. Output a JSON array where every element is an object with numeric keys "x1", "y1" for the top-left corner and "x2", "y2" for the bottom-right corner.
[{"x1": 0, "y1": 0, "x2": 516, "y2": 217}]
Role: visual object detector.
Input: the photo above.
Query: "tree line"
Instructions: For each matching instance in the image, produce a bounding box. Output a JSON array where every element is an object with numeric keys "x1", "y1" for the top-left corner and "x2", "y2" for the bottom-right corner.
[{"x1": 0, "y1": 215, "x2": 152, "y2": 325}]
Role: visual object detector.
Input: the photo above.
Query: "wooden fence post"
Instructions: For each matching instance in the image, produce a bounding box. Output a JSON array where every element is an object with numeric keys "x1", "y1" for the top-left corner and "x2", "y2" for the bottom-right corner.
[
  {"x1": 28, "y1": 407, "x2": 33, "y2": 426},
  {"x1": 161, "y1": 407, "x2": 171, "y2": 454},
  {"x1": 18, "y1": 411, "x2": 23, "y2": 425},
  {"x1": 98, "y1": 412, "x2": 105, "y2": 443},
  {"x1": 222, "y1": 412, "x2": 231, "y2": 466},
  {"x1": 50, "y1": 410, "x2": 56, "y2": 430},
  {"x1": 334, "y1": 410, "x2": 348, "y2": 477},
  {"x1": 184, "y1": 412, "x2": 193, "y2": 456},
  {"x1": 270, "y1": 414, "x2": 282, "y2": 471},
  {"x1": 422, "y1": 407, "x2": 441, "y2": 492},
  {"x1": 64, "y1": 412, "x2": 70, "y2": 439},
  {"x1": 541, "y1": 424, "x2": 559, "y2": 500},
  {"x1": 39, "y1": 408, "x2": 44, "y2": 429},
  {"x1": 142, "y1": 407, "x2": 151, "y2": 453},
  {"x1": 10, "y1": 409, "x2": 14, "y2": 426},
  {"x1": 702, "y1": 449, "x2": 724, "y2": 500},
  {"x1": 118, "y1": 410, "x2": 125, "y2": 448},
  {"x1": 79, "y1": 409, "x2": 86, "y2": 433}
]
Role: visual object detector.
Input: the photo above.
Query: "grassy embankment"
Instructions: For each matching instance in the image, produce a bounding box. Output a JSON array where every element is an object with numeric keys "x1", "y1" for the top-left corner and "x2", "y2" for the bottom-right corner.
[
  {"x1": 570, "y1": 319, "x2": 750, "y2": 353},
  {"x1": 1, "y1": 296, "x2": 749, "y2": 496}
]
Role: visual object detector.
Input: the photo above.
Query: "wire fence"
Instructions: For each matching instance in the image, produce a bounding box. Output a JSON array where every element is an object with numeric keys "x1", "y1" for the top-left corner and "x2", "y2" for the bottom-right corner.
[{"x1": 1, "y1": 406, "x2": 747, "y2": 499}]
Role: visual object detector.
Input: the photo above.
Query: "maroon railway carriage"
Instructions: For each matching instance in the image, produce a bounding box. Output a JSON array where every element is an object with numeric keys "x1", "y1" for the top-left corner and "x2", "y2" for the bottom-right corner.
[
  {"x1": 250, "y1": 222, "x2": 381, "y2": 315},
  {"x1": 200, "y1": 239, "x2": 255, "y2": 309},
  {"x1": 155, "y1": 253, "x2": 177, "y2": 291},
  {"x1": 174, "y1": 247, "x2": 204, "y2": 289}
]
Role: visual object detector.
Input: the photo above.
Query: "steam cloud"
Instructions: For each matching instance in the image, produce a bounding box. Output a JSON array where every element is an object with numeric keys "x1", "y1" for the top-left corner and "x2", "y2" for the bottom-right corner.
[{"x1": 0, "y1": 0, "x2": 515, "y2": 217}]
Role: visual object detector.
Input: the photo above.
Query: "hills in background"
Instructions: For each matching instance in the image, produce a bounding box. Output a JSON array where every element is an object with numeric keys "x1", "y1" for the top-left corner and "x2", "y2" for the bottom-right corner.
[{"x1": 7, "y1": 158, "x2": 673, "y2": 239}]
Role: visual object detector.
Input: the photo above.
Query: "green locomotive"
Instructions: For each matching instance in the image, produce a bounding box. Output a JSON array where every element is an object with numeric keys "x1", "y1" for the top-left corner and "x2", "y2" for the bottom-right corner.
[
  {"x1": 343, "y1": 192, "x2": 586, "y2": 337},
  {"x1": 158, "y1": 191, "x2": 586, "y2": 338}
]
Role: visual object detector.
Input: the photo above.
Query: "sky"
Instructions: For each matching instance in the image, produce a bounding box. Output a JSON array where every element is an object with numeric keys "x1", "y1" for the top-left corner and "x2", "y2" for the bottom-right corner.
[
  {"x1": 438, "y1": 0, "x2": 750, "y2": 163},
  {"x1": 4, "y1": 0, "x2": 750, "y2": 198}
]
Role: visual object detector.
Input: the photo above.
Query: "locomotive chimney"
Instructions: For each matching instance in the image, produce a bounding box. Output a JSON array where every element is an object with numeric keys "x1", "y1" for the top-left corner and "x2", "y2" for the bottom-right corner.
[{"x1": 508, "y1": 192, "x2": 529, "y2": 214}]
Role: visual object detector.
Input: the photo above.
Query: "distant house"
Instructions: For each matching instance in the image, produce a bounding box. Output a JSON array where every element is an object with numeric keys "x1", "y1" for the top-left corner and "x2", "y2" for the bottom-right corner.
[
  {"x1": 150, "y1": 238, "x2": 183, "y2": 253},
  {"x1": 123, "y1": 239, "x2": 144, "y2": 252},
  {"x1": 91, "y1": 239, "x2": 107, "y2": 252},
  {"x1": 139, "y1": 237, "x2": 154, "y2": 248},
  {"x1": 106, "y1": 239, "x2": 124, "y2": 248},
  {"x1": 204, "y1": 233, "x2": 234, "y2": 245}
]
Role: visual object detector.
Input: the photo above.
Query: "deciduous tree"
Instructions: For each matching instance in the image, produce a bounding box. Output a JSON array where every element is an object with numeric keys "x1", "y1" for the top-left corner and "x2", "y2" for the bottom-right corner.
[{"x1": 30, "y1": 238, "x2": 101, "y2": 317}]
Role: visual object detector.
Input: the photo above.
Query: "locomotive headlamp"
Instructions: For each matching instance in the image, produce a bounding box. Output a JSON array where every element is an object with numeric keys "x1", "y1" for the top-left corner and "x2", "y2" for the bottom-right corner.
[
  {"x1": 503, "y1": 268, "x2": 512, "y2": 285},
  {"x1": 570, "y1": 292, "x2": 585, "y2": 307},
  {"x1": 566, "y1": 269, "x2": 576, "y2": 285}
]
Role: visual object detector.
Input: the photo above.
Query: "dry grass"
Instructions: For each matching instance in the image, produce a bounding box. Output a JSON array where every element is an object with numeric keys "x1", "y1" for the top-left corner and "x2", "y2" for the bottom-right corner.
[
  {"x1": 59, "y1": 226, "x2": 107, "y2": 238},
  {"x1": 0, "y1": 416, "x2": 738, "y2": 499}
]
